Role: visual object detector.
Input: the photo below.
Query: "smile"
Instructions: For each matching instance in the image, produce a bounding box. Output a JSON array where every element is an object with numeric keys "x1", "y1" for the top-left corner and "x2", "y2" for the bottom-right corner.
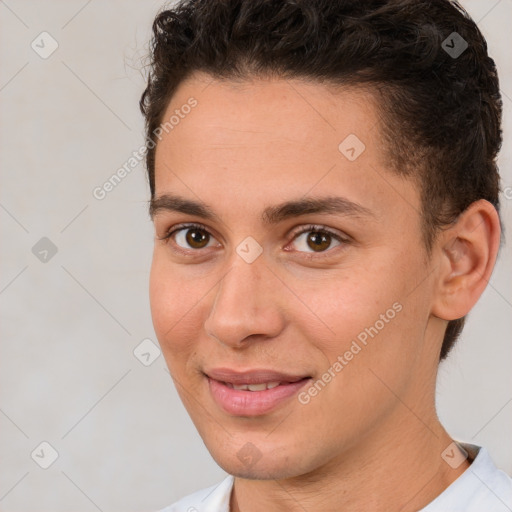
[{"x1": 204, "y1": 368, "x2": 311, "y2": 416}]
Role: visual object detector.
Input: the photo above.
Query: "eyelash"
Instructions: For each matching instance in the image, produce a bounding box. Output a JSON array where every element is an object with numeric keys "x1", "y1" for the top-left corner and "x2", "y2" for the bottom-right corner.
[
  {"x1": 158, "y1": 222, "x2": 349, "y2": 257},
  {"x1": 159, "y1": 222, "x2": 211, "y2": 244}
]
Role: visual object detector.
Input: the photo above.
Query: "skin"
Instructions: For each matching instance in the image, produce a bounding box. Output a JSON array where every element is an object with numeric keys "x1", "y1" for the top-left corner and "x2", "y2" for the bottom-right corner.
[{"x1": 149, "y1": 72, "x2": 500, "y2": 511}]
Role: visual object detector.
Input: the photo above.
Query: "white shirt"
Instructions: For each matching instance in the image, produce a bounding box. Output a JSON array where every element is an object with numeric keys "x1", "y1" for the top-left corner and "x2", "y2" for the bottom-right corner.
[{"x1": 158, "y1": 443, "x2": 512, "y2": 511}]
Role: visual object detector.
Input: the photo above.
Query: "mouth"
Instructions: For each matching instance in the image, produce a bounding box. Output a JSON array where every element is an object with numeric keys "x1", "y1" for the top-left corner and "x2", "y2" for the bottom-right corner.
[
  {"x1": 204, "y1": 368, "x2": 312, "y2": 416},
  {"x1": 224, "y1": 381, "x2": 283, "y2": 391}
]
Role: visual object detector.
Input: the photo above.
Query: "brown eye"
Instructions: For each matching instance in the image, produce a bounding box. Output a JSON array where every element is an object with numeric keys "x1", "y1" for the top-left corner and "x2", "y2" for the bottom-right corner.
[
  {"x1": 174, "y1": 227, "x2": 215, "y2": 249},
  {"x1": 306, "y1": 232, "x2": 332, "y2": 252},
  {"x1": 291, "y1": 227, "x2": 343, "y2": 254},
  {"x1": 186, "y1": 228, "x2": 209, "y2": 248}
]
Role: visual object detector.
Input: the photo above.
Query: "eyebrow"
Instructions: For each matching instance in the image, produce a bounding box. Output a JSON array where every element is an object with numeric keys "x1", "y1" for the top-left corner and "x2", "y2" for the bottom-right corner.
[{"x1": 149, "y1": 194, "x2": 374, "y2": 224}]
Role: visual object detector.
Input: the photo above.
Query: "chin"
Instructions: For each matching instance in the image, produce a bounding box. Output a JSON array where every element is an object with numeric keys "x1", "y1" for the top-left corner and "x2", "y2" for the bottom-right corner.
[
  {"x1": 217, "y1": 456, "x2": 300, "y2": 480},
  {"x1": 205, "y1": 439, "x2": 312, "y2": 480}
]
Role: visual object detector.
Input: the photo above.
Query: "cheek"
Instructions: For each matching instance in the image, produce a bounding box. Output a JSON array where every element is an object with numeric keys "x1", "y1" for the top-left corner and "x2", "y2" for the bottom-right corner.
[
  {"x1": 287, "y1": 271, "x2": 421, "y2": 434},
  {"x1": 298, "y1": 255, "x2": 425, "y2": 377},
  {"x1": 149, "y1": 253, "x2": 202, "y2": 362},
  {"x1": 149, "y1": 254, "x2": 173, "y2": 339},
  {"x1": 299, "y1": 268, "x2": 399, "y2": 344}
]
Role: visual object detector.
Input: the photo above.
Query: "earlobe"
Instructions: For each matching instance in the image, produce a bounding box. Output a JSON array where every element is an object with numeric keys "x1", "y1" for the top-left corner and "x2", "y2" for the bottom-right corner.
[{"x1": 431, "y1": 200, "x2": 501, "y2": 321}]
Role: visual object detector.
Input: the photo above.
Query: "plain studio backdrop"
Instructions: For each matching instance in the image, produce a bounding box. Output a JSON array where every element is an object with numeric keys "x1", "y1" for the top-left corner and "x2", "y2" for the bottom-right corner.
[{"x1": 0, "y1": 1, "x2": 511, "y2": 511}]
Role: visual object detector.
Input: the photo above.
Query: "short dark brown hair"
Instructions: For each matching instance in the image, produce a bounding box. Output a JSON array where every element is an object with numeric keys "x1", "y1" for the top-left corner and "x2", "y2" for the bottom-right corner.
[{"x1": 140, "y1": 0, "x2": 502, "y2": 360}]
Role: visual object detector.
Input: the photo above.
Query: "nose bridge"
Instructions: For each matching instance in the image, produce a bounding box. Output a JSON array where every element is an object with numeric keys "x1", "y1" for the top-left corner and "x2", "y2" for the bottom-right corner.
[{"x1": 204, "y1": 254, "x2": 283, "y2": 347}]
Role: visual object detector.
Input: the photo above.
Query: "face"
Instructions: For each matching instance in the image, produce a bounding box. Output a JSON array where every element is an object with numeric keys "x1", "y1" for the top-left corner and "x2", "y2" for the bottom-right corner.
[{"x1": 150, "y1": 73, "x2": 442, "y2": 479}]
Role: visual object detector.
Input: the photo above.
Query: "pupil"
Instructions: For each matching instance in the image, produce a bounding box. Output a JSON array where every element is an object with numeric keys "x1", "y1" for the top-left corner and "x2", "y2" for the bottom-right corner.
[
  {"x1": 186, "y1": 229, "x2": 208, "y2": 248},
  {"x1": 308, "y1": 232, "x2": 330, "y2": 251}
]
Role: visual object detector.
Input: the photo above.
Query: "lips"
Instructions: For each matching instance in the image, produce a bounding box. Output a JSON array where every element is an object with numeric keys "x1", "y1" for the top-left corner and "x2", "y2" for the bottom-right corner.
[
  {"x1": 204, "y1": 367, "x2": 311, "y2": 416},
  {"x1": 205, "y1": 367, "x2": 309, "y2": 385}
]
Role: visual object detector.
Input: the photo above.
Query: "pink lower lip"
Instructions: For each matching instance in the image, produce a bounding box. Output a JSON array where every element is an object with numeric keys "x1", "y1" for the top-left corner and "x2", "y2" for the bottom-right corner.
[{"x1": 207, "y1": 376, "x2": 311, "y2": 416}]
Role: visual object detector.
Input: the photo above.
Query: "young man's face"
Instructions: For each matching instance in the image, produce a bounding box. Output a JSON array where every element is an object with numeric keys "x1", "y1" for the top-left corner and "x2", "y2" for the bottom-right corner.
[{"x1": 150, "y1": 74, "x2": 445, "y2": 479}]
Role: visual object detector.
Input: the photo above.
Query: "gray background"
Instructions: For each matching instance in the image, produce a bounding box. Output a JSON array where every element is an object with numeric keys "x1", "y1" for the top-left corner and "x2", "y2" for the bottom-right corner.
[{"x1": 0, "y1": 1, "x2": 510, "y2": 511}]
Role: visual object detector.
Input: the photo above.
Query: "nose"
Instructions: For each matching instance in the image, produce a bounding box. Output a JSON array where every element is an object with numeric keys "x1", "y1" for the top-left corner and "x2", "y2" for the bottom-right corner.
[{"x1": 204, "y1": 255, "x2": 285, "y2": 348}]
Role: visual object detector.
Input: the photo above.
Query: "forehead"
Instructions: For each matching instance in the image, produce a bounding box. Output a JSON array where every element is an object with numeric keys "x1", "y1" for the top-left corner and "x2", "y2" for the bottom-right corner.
[
  {"x1": 153, "y1": 73, "x2": 419, "y2": 224},
  {"x1": 157, "y1": 73, "x2": 380, "y2": 157}
]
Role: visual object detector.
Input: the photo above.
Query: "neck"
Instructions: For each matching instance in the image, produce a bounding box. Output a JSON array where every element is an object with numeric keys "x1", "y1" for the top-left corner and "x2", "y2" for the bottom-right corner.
[{"x1": 230, "y1": 408, "x2": 470, "y2": 512}]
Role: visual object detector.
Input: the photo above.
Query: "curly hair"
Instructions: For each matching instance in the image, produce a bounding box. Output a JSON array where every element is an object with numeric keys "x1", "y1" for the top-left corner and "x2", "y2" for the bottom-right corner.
[{"x1": 140, "y1": 0, "x2": 502, "y2": 360}]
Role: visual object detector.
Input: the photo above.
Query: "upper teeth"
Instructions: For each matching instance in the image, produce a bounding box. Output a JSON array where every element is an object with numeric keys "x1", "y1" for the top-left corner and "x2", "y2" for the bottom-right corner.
[{"x1": 230, "y1": 382, "x2": 280, "y2": 391}]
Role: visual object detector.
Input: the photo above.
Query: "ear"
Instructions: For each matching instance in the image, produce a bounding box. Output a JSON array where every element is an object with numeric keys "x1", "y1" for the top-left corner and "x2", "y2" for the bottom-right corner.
[{"x1": 431, "y1": 199, "x2": 501, "y2": 321}]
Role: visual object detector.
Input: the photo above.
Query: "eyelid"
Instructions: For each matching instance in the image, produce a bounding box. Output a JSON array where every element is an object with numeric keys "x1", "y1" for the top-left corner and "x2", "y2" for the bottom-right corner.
[
  {"x1": 158, "y1": 222, "x2": 221, "y2": 258},
  {"x1": 159, "y1": 221, "x2": 350, "y2": 255},
  {"x1": 158, "y1": 221, "x2": 212, "y2": 241},
  {"x1": 288, "y1": 223, "x2": 349, "y2": 241}
]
